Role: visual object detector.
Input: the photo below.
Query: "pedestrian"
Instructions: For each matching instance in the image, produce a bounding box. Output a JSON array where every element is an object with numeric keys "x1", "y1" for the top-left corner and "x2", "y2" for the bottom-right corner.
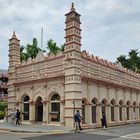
[
  {"x1": 16, "y1": 109, "x2": 21, "y2": 125},
  {"x1": 9, "y1": 109, "x2": 16, "y2": 125},
  {"x1": 74, "y1": 110, "x2": 82, "y2": 132},
  {"x1": 4, "y1": 109, "x2": 8, "y2": 123},
  {"x1": 101, "y1": 113, "x2": 107, "y2": 129}
]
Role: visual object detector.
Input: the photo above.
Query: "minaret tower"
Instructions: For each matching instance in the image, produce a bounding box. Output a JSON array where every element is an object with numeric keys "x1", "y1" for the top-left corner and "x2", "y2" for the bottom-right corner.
[
  {"x1": 8, "y1": 31, "x2": 20, "y2": 74},
  {"x1": 8, "y1": 31, "x2": 20, "y2": 110},
  {"x1": 64, "y1": 3, "x2": 82, "y2": 127}
]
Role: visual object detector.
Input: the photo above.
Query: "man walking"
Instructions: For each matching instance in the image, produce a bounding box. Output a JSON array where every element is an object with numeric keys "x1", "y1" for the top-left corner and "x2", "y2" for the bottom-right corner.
[
  {"x1": 16, "y1": 109, "x2": 21, "y2": 125},
  {"x1": 74, "y1": 110, "x2": 82, "y2": 132}
]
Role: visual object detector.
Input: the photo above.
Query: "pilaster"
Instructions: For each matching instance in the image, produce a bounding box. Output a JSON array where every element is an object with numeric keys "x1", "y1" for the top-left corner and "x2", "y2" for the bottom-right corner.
[{"x1": 29, "y1": 100, "x2": 35, "y2": 123}]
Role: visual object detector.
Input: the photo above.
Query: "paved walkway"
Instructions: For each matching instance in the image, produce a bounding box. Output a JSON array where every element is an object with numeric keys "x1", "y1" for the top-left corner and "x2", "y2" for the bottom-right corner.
[{"x1": 0, "y1": 120, "x2": 72, "y2": 134}]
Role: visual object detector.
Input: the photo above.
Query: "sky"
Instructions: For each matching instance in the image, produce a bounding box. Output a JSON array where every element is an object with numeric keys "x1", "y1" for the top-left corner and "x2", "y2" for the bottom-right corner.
[{"x1": 0, "y1": 0, "x2": 140, "y2": 69}]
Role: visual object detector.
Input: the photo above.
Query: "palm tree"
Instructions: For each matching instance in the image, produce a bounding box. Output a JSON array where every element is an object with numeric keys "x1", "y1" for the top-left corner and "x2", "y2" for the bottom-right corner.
[
  {"x1": 20, "y1": 38, "x2": 42, "y2": 61},
  {"x1": 60, "y1": 44, "x2": 65, "y2": 52},
  {"x1": 26, "y1": 38, "x2": 41, "y2": 60},
  {"x1": 20, "y1": 46, "x2": 29, "y2": 61},
  {"x1": 20, "y1": 38, "x2": 64, "y2": 62},
  {"x1": 47, "y1": 39, "x2": 59, "y2": 55},
  {"x1": 47, "y1": 39, "x2": 64, "y2": 54}
]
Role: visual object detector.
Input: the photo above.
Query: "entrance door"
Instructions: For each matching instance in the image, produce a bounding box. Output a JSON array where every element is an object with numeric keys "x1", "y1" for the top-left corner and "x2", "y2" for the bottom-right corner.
[
  {"x1": 82, "y1": 100, "x2": 85, "y2": 124},
  {"x1": 35, "y1": 96, "x2": 43, "y2": 122},
  {"x1": 23, "y1": 96, "x2": 30, "y2": 120}
]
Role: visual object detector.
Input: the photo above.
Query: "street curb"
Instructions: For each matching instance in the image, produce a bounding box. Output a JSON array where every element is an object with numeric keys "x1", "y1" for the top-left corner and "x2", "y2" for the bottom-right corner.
[{"x1": 0, "y1": 128, "x2": 72, "y2": 135}]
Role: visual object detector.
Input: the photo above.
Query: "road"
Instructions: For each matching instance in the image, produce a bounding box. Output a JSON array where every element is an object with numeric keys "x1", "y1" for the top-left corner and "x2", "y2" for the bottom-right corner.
[{"x1": 1, "y1": 124, "x2": 140, "y2": 140}]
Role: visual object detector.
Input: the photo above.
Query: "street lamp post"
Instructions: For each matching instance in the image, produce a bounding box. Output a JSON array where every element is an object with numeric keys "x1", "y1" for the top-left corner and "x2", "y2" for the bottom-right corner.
[{"x1": 73, "y1": 100, "x2": 75, "y2": 127}]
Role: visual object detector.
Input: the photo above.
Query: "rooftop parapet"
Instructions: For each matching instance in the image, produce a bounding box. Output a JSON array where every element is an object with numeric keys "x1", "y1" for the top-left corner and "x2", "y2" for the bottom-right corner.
[{"x1": 81, "y1": 50, "x2": 140, "y2": 78}]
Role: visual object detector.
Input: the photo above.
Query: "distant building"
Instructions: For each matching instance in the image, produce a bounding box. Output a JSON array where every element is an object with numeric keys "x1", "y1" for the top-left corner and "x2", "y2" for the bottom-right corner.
[
  {"x1": 0, "y1": 69, "x2": 8, "y2": 101},
  {"x1": 8, "y1": 3, "x2": 140, "y2": 128}
]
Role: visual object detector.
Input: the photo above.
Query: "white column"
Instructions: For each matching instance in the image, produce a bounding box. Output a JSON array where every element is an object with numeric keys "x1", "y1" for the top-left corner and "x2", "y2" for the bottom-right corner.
[
  {"x1": 46, "y1": 101, "x2": 50, "y2": 124},
  {"x1": 106, "y1": 104, "x2": 111, "y2": 124},
  {"x1": 29, "y1": 100, "x2": 35, "y2": 123},
  {"x1": 136, "y1": 107, "x2": 139, "y2": 120},
  {"x1": 60, "y1": 100, "x2": 65, "y2": 125},
  {"x1": 122, "y1": 106, "x2": 126, "y2": 122},
  {"x1": 86, "y1": 103, "x2": 92, "y2": 124},
  {"x1": 130, "y1": 106, "x2": 133, "y2": 121},
  {"x1": 114, "y1": 105, "x2": 119, "y2": 122},
  {"x1": 97, "y1": 104, "x2": 102, "y2": 124},
  {"x1": 43, "y1": 100, "x2": 47, "y2": 124}
]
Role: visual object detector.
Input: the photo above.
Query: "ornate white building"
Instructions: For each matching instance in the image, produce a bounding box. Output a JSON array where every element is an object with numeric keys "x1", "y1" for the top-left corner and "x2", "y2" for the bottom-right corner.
[{"x1": 8, "y1": 4, "x2": 140, "y2": 128}]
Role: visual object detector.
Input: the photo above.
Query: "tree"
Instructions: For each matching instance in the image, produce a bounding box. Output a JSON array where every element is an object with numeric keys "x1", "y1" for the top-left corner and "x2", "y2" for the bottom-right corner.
[
  {"x1": 20, "y1": 38, "x2": 42, "y2": 61},
  {"x1": 26, "y1": 38, "x2": 42, "y2": 59},
  {"x1": 20, "y1": 46, "x2": 29, "y2": 61},
  {"x1": 117, "y1": 49, "x2": 140, "y2": 73},
  {"x1": 47, "y1": 39, "x2": 64, "y2": 55},
  {"x1": 60, "y1": 44, "x2": 65, "y2": 52},
  {"x1": 20, "y1": 38, "x2": 64, "y2": 61}
]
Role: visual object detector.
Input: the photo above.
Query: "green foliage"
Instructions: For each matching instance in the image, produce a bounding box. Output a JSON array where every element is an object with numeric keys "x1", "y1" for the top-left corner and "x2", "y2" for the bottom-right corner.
[
  {"x1": 46, "y1": 39, "x2": 64, "y2": 55},
  {"x1": 0, "y1": 101, "x2": 7, "y2": 118},
  {"x1": 20, "y1": 38, "x2": 64, "y2": 61},
  {"x1": 20, "y1": 38, "x2": 42, "y2": 61},
  {"x1": 0, "y1": 101, "x2": 7, "y2": 110},
  {"x1": 117, "y1": 49, "x2": 140, "y2": 73}
]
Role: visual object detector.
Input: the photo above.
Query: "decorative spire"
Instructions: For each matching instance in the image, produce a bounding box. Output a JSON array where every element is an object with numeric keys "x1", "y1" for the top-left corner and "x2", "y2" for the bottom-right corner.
[
  {"x1": 10, "y1": 30, "x2": 17, "y2": 39},
  {"x1": 70, "y1": 3, "x2": 75, "y2": 11},
  {"x1": 13, "y1": 30, "x2": 15, "y2": 35},
  {"x1": 11, "y1": 30, "x2": 17, "y2": 38}
]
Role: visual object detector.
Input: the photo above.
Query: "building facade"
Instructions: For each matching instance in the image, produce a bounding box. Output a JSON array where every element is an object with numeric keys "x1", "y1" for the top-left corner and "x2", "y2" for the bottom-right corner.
[{"x1": 8, "y1": 4, "x2": 140, "y2": 128}]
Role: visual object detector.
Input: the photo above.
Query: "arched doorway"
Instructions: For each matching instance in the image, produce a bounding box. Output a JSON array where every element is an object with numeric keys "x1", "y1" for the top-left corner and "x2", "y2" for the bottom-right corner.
[
  {"x1": 23, "y1": 96, "x2": 30, "y2": 120},
  {"x1": 111, "y1": 99, "x2": 115, "y2": 122},
  {"x1": 119, "y1": 100, "x2": 123, "y2": 121},
  {"x1": 92, "y1": 98, "x2": 98, "y2": 123},
  {"x1": 50, "y1": 94, "x2": 60, "y2": 122},
  {"x1": 82, "y1": 99, "x2": 86, "y2": 124},
  {"x1": 35, "y1": 96, "x2": 43, "y2": 122}
]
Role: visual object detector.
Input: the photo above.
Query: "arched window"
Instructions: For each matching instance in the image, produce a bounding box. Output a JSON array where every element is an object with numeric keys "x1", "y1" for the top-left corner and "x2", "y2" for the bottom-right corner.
[
  {"x1": 119, "y1": 100, "x2": 123, "y2": 121},
  {"x1": 126, "y1": 101, "x2": 130, "y2": 120},
  {"x1": 51, "y1": 94, "x2": 60, "y2": 122},
  {"x1": 132, "y1": 101, "x2": 136, "y2": 120},
  {"x1": 133, "y1": 101, "x2": 136, "y2": 113},
  {"x1": 111, "y1": 99, "x2": 115, "y2": 122},
  {"x1": 23, "y1": 96, "x2": 30, "y2": 120},
  {"x1": 92, "y1": 98, "x2": 98, "y2": 123},
  {"x1": 102, "y1": 99, "x2": 107, "y2": 114},
  {"x1": 35, "y1": 96, "x2": 43, "y2": 122}
]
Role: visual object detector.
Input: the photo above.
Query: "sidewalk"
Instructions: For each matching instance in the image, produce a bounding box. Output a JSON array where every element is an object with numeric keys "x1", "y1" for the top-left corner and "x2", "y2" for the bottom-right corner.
[{"x1": 0, "y1": 120, "x2": 72, "y2": 134}]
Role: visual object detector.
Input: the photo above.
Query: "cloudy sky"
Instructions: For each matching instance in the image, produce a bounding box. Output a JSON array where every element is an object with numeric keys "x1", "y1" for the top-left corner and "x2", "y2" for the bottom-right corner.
[{"x1": 0, "y1": 0, "x2": 140, "y2": 69}]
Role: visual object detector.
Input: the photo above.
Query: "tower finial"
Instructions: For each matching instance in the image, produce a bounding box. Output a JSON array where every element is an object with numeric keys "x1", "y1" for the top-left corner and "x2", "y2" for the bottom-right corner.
[
  {"x1": 12, "y1": 30, "x2": 17, "y2": 38},
  {"x1": 13, "y1": 30, "x2": 15, "y2": 35},
  {"x1": 70, "y1": 3, "x2": 75, "y2": 11}
]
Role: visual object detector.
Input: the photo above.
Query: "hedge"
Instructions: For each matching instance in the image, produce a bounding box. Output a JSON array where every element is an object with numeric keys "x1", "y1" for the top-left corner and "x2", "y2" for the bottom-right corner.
[{"x1": 0, "y1": 101, "x2": 7, "y2": 119}]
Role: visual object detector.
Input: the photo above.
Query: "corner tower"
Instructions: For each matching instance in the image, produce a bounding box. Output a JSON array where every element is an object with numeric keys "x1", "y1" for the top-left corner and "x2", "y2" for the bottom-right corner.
[
  {"x1": 8, "y1": 31, "x2": 20, "y2": 74},
  {"x1": 8, "y1": 31, "x2": 20, "y2": 111},
  {"x1": 64, "y1": 3, "x2": 82, "y2": 127}
]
